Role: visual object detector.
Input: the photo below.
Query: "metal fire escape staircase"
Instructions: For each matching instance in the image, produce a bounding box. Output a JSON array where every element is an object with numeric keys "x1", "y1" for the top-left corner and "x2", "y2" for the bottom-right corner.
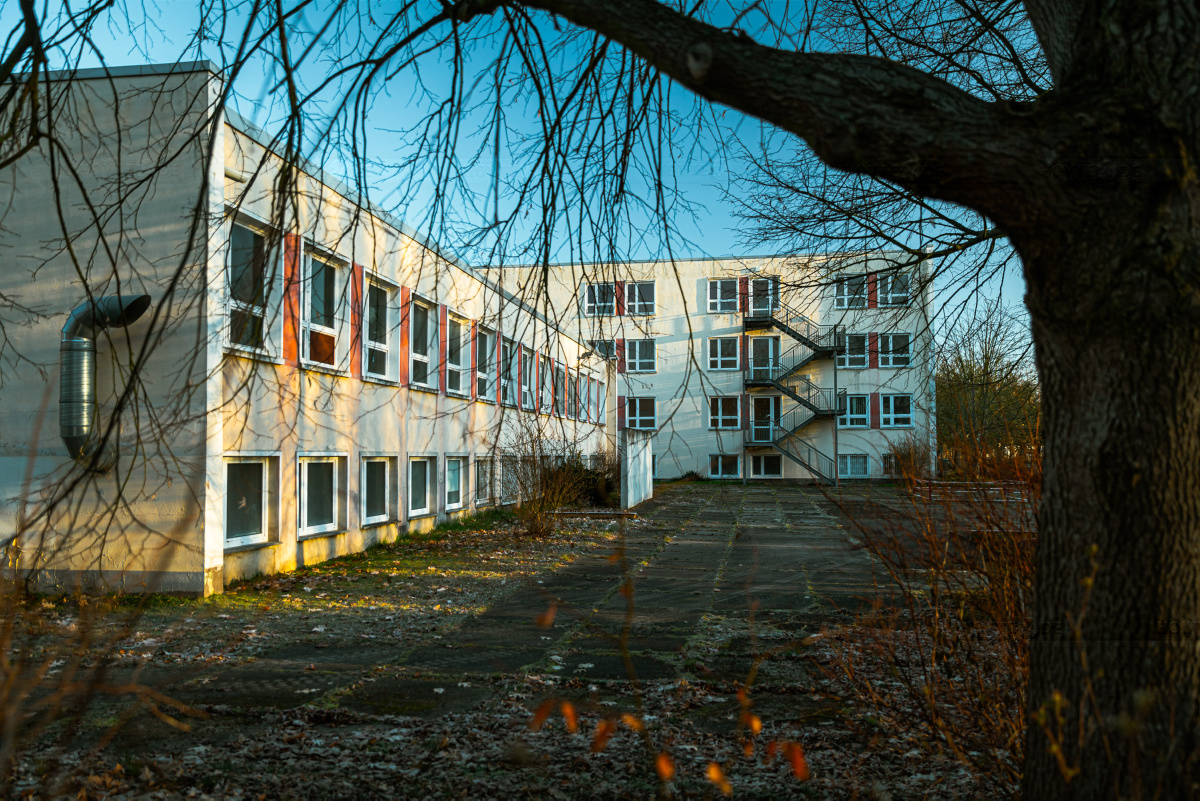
[{"x1": 743, "y1": 301, "x2": 843, "y2": 484}]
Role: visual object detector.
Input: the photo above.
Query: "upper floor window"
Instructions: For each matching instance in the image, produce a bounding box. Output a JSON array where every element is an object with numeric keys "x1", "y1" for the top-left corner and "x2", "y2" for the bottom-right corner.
[
  {"x1": 838, "y1": 394, "x2": 868, "y2": 428},
  {"x1": 627, "y1": 339, "x2": 656, "y2": 372},
  {"x1": 410, "y1": 301, "x2": 437, "y2": 387},
  {"x1": 501, "y1": 338, "x2": 518, "y2": 405},
  {"x1": 709, "y1": 397, "x2": 739, "y2": 429},
  {"x1": 227, "y1": 223, "x2": 270, "y2": 351},
  {"x1": 589, "y1": 339, "x2": 616, "y2": 359},
  {"x1": 567, "y1": 370, "x2": 578, "y2": 418},
  {"x1": 540, "y1": 355, "x2": 553, "y2": 410},
  {"x1": 748, "y1": 277, "x2": 779, "y2": 315},
  {"x1": 585, "y1": 283, "x2": 616, "y2": 316},
  {"x1": 555, "y1": 365, "x2": 566, "y2": 415},
  {"x1": 627, "y1": 397, "x2": 656, "y2": 429},
  {"x1": 476, "y1": 327, "x2": 495, "y2": 399},
  {"x1": 880, "y1": 333, "x2": 911, "y2": 368},
  {"x1": 520, "y1": 349, "x2": 534, "y2": 408},
  {"x1": 626, "y1": 282, "x2": 655, "y2": 315},
  {"x1": 881, "y1": 394, "x2": 913, "y2": 427},
  {"x1": 708, "y1": 279, "x2": 738, "y2": 313},
  {"x1": 879, "y1": 273, "x2": 910, "y2": 307},
  {"x1": 447, "y1": 317, "x2": 468, "y2": 394},
  {"x1": 364, "y1": 278, "x2": 396, "y2": 381},
  {"x1": 708, "y1": 337, "x2": 738, "y2": 370},
  {"x1": 596, "y1": 381, "x2": 606, "y2": 425},
  {"x1": 836, "y1": 333, "x2": 868, "y2": 369},
  {"x1": 834, "y1": 276, "x2": 867, "y2": 309},
  {"x1": 303, "y1": 252, "x2": 341, "y2": 367}
]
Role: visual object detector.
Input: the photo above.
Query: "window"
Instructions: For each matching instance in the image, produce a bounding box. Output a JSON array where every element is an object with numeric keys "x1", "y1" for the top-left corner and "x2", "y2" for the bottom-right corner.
[
  {"x1": 836, "y1": 333, "x2": 868, "y2": 369},
  {"x1": 501, "y1": 455, "x2": 520, "y2": 502},
  {"x1": 227, "y1": 223, "x2": 269, "y2": 351},
  {"x1": 710, "y1": 455, "x2": 739, "y2": 478},
  {"x1": 708, "y1": 337, "x2": 739, "y2": 370},
  {"x1": 627, "y1": 397, "x2": 656, "y2": 429},
  {"x1": 364, "y1": 279, "x2": 395, "y2": 380},
  {"x1": 589, "y1": 339, "x2": 616, "y2": 359},
  {"x1": 300, "y1": 457, "x2": 339, "y2": 536},
  {"x1": 881, "y1": 394, "x2": 913, "y2": 427},
  {"x1": 585, "y1": 283, "x2": 616, "y2": 316},
  {"x1": 596, "y1": 381, "x2": 606, "y2": 425},
  {"x1": 839, "y1": 395, "x2": 869, "y2": 428},
  {"x1": 567, "y1": 370, "x2": 578, "y2": 418},
  {"x1": 839, "y1": 454, "x2": 870, "y2": 478},
  {"x1": 834, "y1": 276, "x2": 867, "y2": 309},
  {"x1": 225, "y1": 459, "x2": 267, "y2": 548},
  {"x1": 410, "y1": 302, "x2": 437, "y2": 387},
  {"x1": 476, "y1": 458, "x2": 495, "y2": 504},
  {"x1": 447, "y1": 317, "x2": 468, "y2": 394},
  {"x1": 520, "y1": 349, "x2": 534, "y2": 408},
  {"x1": 709, "y1": 397, "x2": 739, "y2": 429},
  {"x1": 880, "y1": 333, "x2": 911, "y2": 368},
  {"x1": 362, "y1": 458, "x2": 390, "y2": 525},
  {"x1": 303, "y1": 252, "x2": 340, "y2": 367},
  {"x1": 555, "y1": 366, "x2": 566, "y2": 415},
  {"x1": 627, "y1": 339, "x2": 656, "y2": 372},
  {"x1": 626, "y1": 282, "x2": 655, "y2": 315},
  {"x1": 751, "y1": 454, "x2": 783, "y2": 477},
  {"x1": 749, "y1": 277, "x2": 779, "y2": 315},
  {"x1": 708, "y1": 279, "x2": 738, "y2": 313},
  {"x1": 580, "y1": 377, "x2": 591, "y2": 422},
  {"x1": 880, "y1": 273, "x2": 910, "y2": 306},
  {"x1": 446, "y1": 457, "x2": 464, "y2": 510},
  {"x1": 501, "y1": 338, "x2": 517, "y2": 405},
  {"x1": 540, "y1": 355, "x2": 553, "y2": 410},
  {"x1": 476, "y1": 328, "x2": 494, "y2": 398},
  {"x1": 882, "y1": 453, "x2": 899, "y2": 477},
  {"x1": 409, "y1": 457, "x2": 432, "y2": 516}
]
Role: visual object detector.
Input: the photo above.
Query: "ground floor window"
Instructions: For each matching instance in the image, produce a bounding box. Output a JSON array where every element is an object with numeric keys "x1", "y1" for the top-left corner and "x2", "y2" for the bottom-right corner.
[
  {"x1": 410, "y1": 457, "x2": 432, "y2": 516},
  {"x1": 362, "y1": 457, "x2": 391, "y2": 524},
  {"x1": 300, "y1": 456, "x2": 340, "y2": 535},
  {"x1": 501, "y1": 456, "x2": 520, "y2": 503},
  {"x1": 751, "y1": 454, "x2": 783, "y2": 477},
  {"x1": 839, "y1": 453, "x2": 870, "y2": 478},
  {"x1": 709, "y1": 454, "x2": 739, "y2": 478},
  {"x1": 476, "y1": 458, "x2": 494, "y2": 504},
  {"x1": 882, "y1": 453, "x2": 899, "y2": 477},
  {"x1": 446, "y1": 457, "x2": 464, "y2": 510},
  {"x1": 226, "y1": 459, "x2": 267, "y2": 548}
]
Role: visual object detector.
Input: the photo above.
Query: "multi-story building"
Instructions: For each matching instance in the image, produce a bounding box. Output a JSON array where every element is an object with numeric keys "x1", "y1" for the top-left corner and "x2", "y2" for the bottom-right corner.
[
  {"x1": 485, "y1": 255, "x2": 935, "y2": 482},
  {"x1": 0, "y1": 62, "x2": 611, "y2": 595}
]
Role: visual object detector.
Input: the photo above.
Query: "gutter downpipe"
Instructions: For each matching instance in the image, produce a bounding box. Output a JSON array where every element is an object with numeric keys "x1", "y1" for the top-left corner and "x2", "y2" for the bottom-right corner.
[{"x1": 60, "y1": 294, "x2": 152, "y2": 470}]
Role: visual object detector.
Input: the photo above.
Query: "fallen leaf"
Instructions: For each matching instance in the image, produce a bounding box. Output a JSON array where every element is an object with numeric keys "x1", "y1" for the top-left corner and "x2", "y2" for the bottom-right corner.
[
  {"x1": 560, "y1": 701, "x2": 578, "y2": 733},
  {"x1": 707, "y1": 762, "x2": 732, "y2": 796},
  {"x1": 620, "y1": 713, "x2": 643, "y2": 732},
  {"x1": 592, "y1": 719, "x2": 616, "y2": 753},
  {"x1": 655, "y1": 752, "x2": 675, "y2": 781},
  {"x1": 784, "y1": 742, "x2": 810, "y2": 780}
]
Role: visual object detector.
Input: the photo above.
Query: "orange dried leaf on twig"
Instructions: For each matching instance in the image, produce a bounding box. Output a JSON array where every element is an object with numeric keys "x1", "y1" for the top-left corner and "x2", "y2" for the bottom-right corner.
[
  {"x1": 592, "y1": 718, "x2": 617, "y2": 752},
  {"x1": 743, "y1": 741, "x2": 754, "y2": 757},
  {"x1": 749, "y1": 714, "x2": 762, "y2": 735},
  {"x1": 560, "y1": 700, "x2": 578, "y2": 733},
  {"x1": 619, "y1": 581, "x2": 633, "y2": 599},
  {"x1": 620, "y1": 712, "x2": 643, "y2": 731},
  {"x1": 534, "y1": 602, "x2": 557, "y2": 628},
  {"x1": 528, "y1": 698, "x2": 556, "y2": 731},
  {"x1": 784, "y1": 741, "x2": 810, "y2": 780},
  {"x1": 655, "y1": 752, "x2": 675, "y2": 781},
  {"x1": 706, "y1": 762, "x2": 733, "y2": 796}
]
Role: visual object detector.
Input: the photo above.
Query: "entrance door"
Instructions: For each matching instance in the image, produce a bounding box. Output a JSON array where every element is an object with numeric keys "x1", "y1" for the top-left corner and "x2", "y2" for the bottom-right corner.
[
  {"x1": 750, "y1": 337, "x2": 779, "y2": 381},
  {"x1": 751, "y1": 396, "x2": 780, "y2": 442},
  {"x1": 750, "y1": 277, "x2": 778, "y2": 315}
]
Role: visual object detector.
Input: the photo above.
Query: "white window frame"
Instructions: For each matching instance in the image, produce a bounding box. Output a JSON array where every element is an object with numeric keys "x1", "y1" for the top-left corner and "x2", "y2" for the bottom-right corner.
[
  {"x1": 839, "y1": 453, "x2": 870, "y2": 478},
  {"x1": 627, "y1": 397, "x2": 656, "y2": 430},
  {"x1": 881, "y1": 394, "x2": 914, "y2": 428},
  {"x1": 410, "y1": 300, "x2": 437, "y2": 388},
  {"x1": 708, "y1": 337, "x2": 739, "y2": 370},
  {"x1": 585, "y1": 283, "x2": 616, "y2": 316},
  {"x1": 520, "y1": 348, "x2": 534, "y2": 409},
  {"x1": 882, "y1": 453, "x2": 900, "y2": 477},
  {"x1": 879, "y1": 273, "x2": 910, "y2": 307},
  {"x1": 476, "y1": 327, "x2": 495, "y2": 400},
  {"x1": 837, "y1": 333, "x2": 868, "y2": 369},
  {"x1": 709, "y1": 397, "x2": 739, "y2": 429},
  {"x1": 299, "y1": 455, "x2": 343, "y2": 537},
  {"x1": 879, "y1": 332, "x2": 911, "y2": 368},
  {"x1": 363, "y1": 275, "x2": 398, "y2": 382},
  {"x1": 749, "y1": 276, "x2": 779, "y2": 315},
  {"x1": 500, "y1": 338, "x2": 518, "y2": 406},
  {"x1": 445, "y1": 456, "x2": 465, "y2": 510},
  {"x1": 751, "y1": 454, "x2": 783, "y2": 477},
  {"x1": 834, "y1": 276, "x2": 868, "y2": 309},
  {"x1": 707, "y1": 279, "x2": 738, "y2": 313},
  {"x1": 500, "y1": 455, "x2": 520, "y2": 503},
  {"x1": 627, "y1": 339, "x2": 656, "y2": 372},
  {"x1": 626, "y1": 281, "x2": 656, "y2": 315},
  {"x1": 589, "y1": 339, "x2": 616, "y2": 360},
  {"x1": 446, "y1": 315, "x2": 469, "y2": 395},
  {"x1": 567, "y1": 369, "x2": 578, "y2": 419},
  {"x1": 224, "y1": 457, "x2": 269, "y2": 549},
  {"x1": 225, "y1": 219, "x2": 279, "y2": 357},
  {"x1": 540, "y1": 355, "x2": 553, "y2": 411},
  {"x1": 301, "y1": 247, "x2": 345, "y2": 370},
  {"x1": 475, "y1": 457, "x2": 495, "y2": 504},
  {"x1": 409, "y1": 456, "x2": 433, "y2": 516},
  {"x1": 839, "y1": 394, "x2": 869, "y2": 428},
  {"x1": 361, "y1": 457, "x2": 392, "y2": 526},
  {"x1": 596, "y1": 381, "x2": 606, "y2": 425},
  {"x1": 709, "y1": 454, "x2": 740, "y2": 478}
]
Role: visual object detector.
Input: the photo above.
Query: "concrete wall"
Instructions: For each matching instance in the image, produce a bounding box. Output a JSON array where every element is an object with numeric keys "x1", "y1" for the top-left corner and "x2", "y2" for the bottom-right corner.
[{"x1": 621, "y1": 428, "x2": 654, "y2": 509}]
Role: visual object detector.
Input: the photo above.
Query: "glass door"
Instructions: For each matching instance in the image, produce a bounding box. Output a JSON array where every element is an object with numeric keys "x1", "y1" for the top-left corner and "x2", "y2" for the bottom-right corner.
[
  {"x1": 751, "y1": 396, "x2": 779, "y2": 442},
  {"x1": 750, "y1": 277, "x2": 777, "y2": 316},
  {"x1": 750, "y1": 337, "x2": 779, "y2": 381}
]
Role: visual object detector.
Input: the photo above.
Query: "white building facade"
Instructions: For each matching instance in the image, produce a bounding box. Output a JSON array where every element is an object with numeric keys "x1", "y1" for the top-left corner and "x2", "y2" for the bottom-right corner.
[{"x1": 486, "y1": 255, "x2": 935, "y2": 483}]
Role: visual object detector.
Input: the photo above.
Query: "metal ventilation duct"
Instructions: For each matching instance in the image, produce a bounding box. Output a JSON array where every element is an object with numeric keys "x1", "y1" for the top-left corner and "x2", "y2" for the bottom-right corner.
[{"x1": 60, "y1": 294, "x2": 151, "y2": 470}]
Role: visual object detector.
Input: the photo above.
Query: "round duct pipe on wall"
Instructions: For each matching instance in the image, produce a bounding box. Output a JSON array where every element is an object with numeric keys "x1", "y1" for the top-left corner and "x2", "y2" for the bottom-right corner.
[{"x1": 60, "y1": 294, "x2": 152, "y2": 471}]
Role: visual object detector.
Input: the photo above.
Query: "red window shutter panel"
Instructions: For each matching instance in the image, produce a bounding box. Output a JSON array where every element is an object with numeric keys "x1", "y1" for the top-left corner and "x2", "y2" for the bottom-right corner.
[
  {"x1": 281, "y1": 234, "x2": 302, "y2": 367},
  {"x1": 617, "y1": 394, "x2": 626, "y2": 430},
  {"x1": 398, "y1": 286, "x2": 411, "y2": 385},
  {"x1": 870, "y1": 392, "x2": 881, "y2": 429},
  {"x1": 439, "y1": 304, "x2": 449, "y2": 393},
  {"x1": 868, "y1": 332, "x2": 880, "y2": 369},
  {"x1": 738, "y1": 277, "x2": 749, "y2": 314},
  {"x1": 469, "y1": 321, "x2": 478, "y2": 399},
  {"x1": 615, "y1": 281, "x2": 626, "y2": 316},
  {"x1": 741, "y1": 393, "x2": 750, "y2": 430},
  {"x1": 616, "y1": 338, "x2": 626, "y2": 373},
  {"x1": 739, "y1": 335, "x2": 748, "y2": 372},
  {"x1": 349, "y1": 263, "x2": 364, "y2": 378},
  {"x1": 867, "y1": 274, "x2": 878, "y2": 308}
]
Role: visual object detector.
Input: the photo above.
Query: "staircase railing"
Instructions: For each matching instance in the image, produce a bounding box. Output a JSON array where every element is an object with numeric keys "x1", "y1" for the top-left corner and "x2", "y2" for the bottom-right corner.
[
  {"x1": 744, "y1": 300, "x2": 837, "y2": 350},
  {"x1": 783, "y1": 438, "x2": 837, "y2": 481}
]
